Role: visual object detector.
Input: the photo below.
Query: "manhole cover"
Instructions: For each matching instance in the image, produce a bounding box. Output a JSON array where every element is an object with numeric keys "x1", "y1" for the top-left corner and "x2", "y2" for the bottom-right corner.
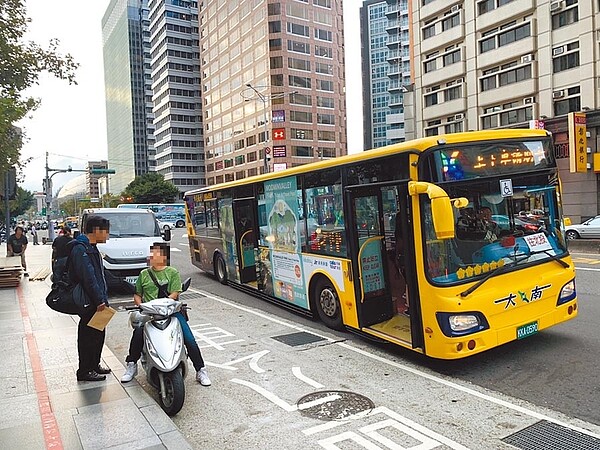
[
  {"x1": 272, "y1": 331, "x2": 326, "y2": 347},
  {"x1": 502, "y1": 420, "x2": 600, "y2": 450},
  {"x1": 296, "y1": 390, "x2": 375, "y2": 421}
]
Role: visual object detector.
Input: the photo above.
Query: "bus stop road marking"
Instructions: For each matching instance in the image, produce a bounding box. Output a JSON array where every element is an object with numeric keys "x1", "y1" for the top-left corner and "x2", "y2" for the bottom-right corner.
[{"x1": 190, "y1": 286, "x2": 600, "y2": 441}]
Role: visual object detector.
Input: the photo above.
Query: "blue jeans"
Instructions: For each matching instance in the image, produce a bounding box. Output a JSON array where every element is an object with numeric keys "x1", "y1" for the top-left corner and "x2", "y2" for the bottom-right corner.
[{"x1": 126, "y1": 311, "x2": 205, "y2": 371}]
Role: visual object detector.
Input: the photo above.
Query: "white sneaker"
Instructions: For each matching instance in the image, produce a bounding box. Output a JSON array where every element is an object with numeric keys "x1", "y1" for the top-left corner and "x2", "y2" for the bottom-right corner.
[
  {"x1": 121, "y1": 362, "x2": 138, "y2": 383},
  {"x1": 196, "y1": 367, "x2": 211, "y2": 386}
]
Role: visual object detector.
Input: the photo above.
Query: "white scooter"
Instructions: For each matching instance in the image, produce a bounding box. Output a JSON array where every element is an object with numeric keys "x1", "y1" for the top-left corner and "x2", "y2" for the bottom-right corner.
[{"x1": 125, "y1": 278, "x2": 192, "y2": 416}]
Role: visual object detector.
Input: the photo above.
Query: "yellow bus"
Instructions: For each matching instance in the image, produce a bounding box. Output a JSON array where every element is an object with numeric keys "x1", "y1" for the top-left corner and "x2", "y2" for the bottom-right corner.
[{"x1": 183, "y1": 129, "x2": 577, "y2": 359}]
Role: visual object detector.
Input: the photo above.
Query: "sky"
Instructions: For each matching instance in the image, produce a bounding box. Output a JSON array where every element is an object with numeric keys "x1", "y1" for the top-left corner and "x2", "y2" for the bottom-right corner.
[{"x1": 18, "y1": 0, "x2": 364, "y2": 194}]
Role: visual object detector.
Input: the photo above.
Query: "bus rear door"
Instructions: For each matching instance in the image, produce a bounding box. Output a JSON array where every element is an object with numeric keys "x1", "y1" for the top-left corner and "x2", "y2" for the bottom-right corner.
[
  {"x1": 346, "y1": 187, "x2": 394, "y2": 326},
  {"x1": 233, "y1": 198, "x2": 258, "y2": 284}
]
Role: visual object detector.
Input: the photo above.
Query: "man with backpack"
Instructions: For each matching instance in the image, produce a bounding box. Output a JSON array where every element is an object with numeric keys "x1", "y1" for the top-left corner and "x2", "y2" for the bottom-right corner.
[{"x1": 67, "y1": 216, "x2": 112, "y2": 382}]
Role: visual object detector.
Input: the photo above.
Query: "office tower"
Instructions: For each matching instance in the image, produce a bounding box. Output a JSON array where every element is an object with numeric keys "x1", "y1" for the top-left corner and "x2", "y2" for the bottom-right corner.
[
  {"x1": 408, "y1": 0, "x2": 599, "y2": 221},
  {"x1": 200, "y1": 0, "x2": 347, "y2": 184},
  {"x1": 102, "y1": 0, "x2": 155, "y2": 194},
  {"x1": 360, "y1": 0, "x2": 410, "y2": 150},
  {"x1": 148, "y1": 0, "x2": 204, "y2": 195}
]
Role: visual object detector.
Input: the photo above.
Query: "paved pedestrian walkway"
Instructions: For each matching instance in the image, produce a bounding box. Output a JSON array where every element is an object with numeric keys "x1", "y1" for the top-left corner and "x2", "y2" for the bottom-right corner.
[{"x1": 0, "y1": 241, "x2": 192, "y2": 449}]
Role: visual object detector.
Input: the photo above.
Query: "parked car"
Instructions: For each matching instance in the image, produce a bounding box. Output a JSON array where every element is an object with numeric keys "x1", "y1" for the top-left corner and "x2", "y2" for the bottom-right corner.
[
  {"x1": 158, "y1": 218, "x2": 178, "y2": 230},
  {"x1": 565, "y1": 215, "x2": 600, "y2": 239}
]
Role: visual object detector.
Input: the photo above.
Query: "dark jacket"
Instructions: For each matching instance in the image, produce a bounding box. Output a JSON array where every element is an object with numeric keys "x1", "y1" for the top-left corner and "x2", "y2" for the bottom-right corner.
[{"x1": 68, "y1": 234, "x2": 108, "y2": 308}]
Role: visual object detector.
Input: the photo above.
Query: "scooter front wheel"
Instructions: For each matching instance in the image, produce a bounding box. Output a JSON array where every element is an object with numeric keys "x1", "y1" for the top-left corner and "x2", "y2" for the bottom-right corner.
[{"x1": 159, "y1": 369, "x2": 185, "y2": 416}]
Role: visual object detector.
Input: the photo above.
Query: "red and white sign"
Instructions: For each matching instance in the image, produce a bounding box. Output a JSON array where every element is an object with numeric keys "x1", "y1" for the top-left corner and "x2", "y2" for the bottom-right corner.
[
  {"x1": 273, "y1": 128, "x2": 286, "y2": 140},
  {"x1": 273, "y1": 145, "x2": 286, "y2": 157}
]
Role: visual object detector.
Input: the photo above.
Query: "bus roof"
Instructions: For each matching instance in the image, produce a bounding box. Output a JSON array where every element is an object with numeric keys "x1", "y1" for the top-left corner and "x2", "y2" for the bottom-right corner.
[{"x1": 185, "y1": 129, "x2": 550, "y2": 196}]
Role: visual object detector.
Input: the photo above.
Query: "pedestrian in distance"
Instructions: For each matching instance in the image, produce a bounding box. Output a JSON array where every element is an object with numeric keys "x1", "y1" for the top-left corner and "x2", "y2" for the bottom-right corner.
[
  {"x1": 121, "y1": 242, "x2": 211, "y2": 386},
  {"x1": 68, "y1": 215, "x2": 112, "y2": 382},
  {"x1": 31, "y1": 224, "x2": 39, "y2": 245},
  {"x1": 51, "y1": 225, "x2": 73, "y2": 264},
  {"x1": 7, "y1": 226, "x2": 29, "y2": 276}
]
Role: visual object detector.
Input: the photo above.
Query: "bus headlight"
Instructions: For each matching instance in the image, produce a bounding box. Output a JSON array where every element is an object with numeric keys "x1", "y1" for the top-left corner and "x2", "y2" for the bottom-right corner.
[
  {"x1": 436, "y1": 312, "x2": 489, "y2": 337},
  {"x1": 557, "y1": 280, "x2": 576, "y2": 305}
]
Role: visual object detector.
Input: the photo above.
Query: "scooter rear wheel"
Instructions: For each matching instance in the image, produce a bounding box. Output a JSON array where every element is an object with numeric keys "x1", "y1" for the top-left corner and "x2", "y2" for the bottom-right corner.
[{"x1": 159, "y1": 369, "x2": 185, "y2": 416}]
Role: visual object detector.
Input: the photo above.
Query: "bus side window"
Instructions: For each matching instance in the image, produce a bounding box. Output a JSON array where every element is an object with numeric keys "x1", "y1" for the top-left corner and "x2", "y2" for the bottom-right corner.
[
  {"x1": 257, "y1": 184, "x2": 268, "y2": 246},
  {"x1": 205, "y1": 200, "x2": 220, "y2": 238},
  {"x1": 194, "y1": 202, "x2": 207, "y2": 236},
  {"x1": 304, "y1": 182, "x2": 346, "y2": 257}
]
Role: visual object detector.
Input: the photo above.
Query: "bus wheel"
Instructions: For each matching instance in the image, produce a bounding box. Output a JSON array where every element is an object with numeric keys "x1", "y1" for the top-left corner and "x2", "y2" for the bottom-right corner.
[
  {"x1": 214, "y1": 254, "x2": 227, "y2": 285},
  {"x1": 314, "y1": 279, "x2": 344, "y2": 330}
]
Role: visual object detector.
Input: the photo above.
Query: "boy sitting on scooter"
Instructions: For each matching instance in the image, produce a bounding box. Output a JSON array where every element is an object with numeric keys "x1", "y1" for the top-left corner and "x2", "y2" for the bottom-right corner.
[{"x1": 121, "y1": 242, "x2": 211, "y2": 386}]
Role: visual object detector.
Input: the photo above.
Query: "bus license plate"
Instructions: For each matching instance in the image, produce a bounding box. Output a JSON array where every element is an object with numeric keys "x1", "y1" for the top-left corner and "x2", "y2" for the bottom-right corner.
[
  {"x1": 125, "y1": 276, "x2": 138, "y2": 285},
  {"x1": 517, "y1": 321, "x2": 538, "y2": 340}
]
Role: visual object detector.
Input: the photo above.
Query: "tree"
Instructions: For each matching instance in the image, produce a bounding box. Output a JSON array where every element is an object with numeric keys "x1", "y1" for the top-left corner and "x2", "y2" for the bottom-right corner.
[
  {"x1": 122, "y1": 173, "x2": 180, "y2": 204},
  {"x1": 0, "y1": 186, "x2": 33, "y2": 218},
  {"x1": 0, "y1": 0, "x2": 78, "y2": 174}
]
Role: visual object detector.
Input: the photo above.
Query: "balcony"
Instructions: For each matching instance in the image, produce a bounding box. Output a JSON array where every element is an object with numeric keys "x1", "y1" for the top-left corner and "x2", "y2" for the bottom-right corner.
[
  {"x1": 422, "y1": 97, "x2": 467, "y2": 121},
  {"x1": 422, "y1": 60, "x2": 466, "y2": 87},
  {"x1": 477, "y1": 0, "x2": 535, "y2": 31},
  {"x1": 421, "y1": 24, "x2": 465, "y2": 54}
]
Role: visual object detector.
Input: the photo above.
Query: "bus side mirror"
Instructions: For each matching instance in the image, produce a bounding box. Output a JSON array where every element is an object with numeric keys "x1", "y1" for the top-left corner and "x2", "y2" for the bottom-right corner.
[{"x1": 408, "y1": 181, "x2": 458, "y2": 240}]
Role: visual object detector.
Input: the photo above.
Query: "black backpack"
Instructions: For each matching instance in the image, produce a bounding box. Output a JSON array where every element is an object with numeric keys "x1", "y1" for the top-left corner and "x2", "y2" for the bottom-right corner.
[{"x1": 46, "y1": 242, "x2": 93, "y2": 315}]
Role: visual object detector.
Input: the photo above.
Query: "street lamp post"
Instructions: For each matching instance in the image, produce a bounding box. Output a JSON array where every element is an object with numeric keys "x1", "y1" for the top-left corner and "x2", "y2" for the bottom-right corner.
[
  {"x1": 242, "y1": 85, "x2": 297, "y2": 174},
  {"x1": 245, "y1": 84, "x2": 270, "y2": 173}
]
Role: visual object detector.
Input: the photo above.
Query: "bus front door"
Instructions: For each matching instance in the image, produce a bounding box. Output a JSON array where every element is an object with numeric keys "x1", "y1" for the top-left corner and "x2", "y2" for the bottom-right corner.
[
  {"x1": 348, "y1": 188, "x2": 394, "y2": 327},
  {"x1": 233, "y1": 198, "x2": 258, "y2": 284}
]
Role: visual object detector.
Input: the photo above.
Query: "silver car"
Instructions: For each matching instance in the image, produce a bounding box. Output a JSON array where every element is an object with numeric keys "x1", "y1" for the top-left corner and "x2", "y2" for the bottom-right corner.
[{"x1": 565, "y1": 215, "x2": 600, "y2": 239}]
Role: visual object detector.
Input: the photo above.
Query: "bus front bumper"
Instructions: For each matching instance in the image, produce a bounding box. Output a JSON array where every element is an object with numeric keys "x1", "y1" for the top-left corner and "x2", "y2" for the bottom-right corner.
[{"x1": 427, "y1": 299, "x2": 578, "y2": 359}]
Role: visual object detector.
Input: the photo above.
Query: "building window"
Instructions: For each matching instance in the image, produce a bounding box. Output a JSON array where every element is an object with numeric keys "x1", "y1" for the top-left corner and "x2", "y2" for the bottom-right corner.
[
  {"x1": 480, "y1": 21, "x2": 530, "y2": 53},
  {"x1": 287, "y1": 22, "x2": 310, "y2": 37},
  {"x1": 290, "y1": 110, "x2": 313, "y2": 122},
  {"x1": 269, "y1": 38, "x2": 282, "y2": 50},
  {"x1": 481, "y1": 75, "x2": 497, "y2": 91},
  {"x1": 445, "y1": 86, "x2": 461, "y2": 101},
  {"x1": 316, "y1": 79, "x2": 334, "y2": 92},
  {"x1": 315, "y1": 28, "x2": 332, "y2": 41},
  {"x1": 422, "y1": 24, "x2": 436, "y2": 40},
  {"x1": 424, "y1": 58, "x2": 437, "y2": 73},
  {"x1": 443, "y1": 49, "x2": 461, "y2": 66},
  {"x1": 554, "y1": 87, "x2": 581, "y2": 116},
  {"x1": 290, "y1": 92, "x2": 312, "y2": 106},
  {"x1": 552, "y1": 0, "x2": 578, "y2": 30},
  {"x1": 424, "y1": 92, "x2": 438, "y2": 107},
  {"x1": 288, "y1": 57, "x2": 311, "y2": 71},
  {"x1": 268, "y1": 3, "x2": 281, "y2": 15},
  {"x1": 317, "y1": 96, "x2": 334, "y2": 108},
  {"x1": 289, "y1": 75, "x2": 311, "y2": 89},
  {"x1": 478, "y1": 0, "x2": 515, "y2": 15},
  {"x1": 499, "y1": 64, "x2": 532, "y2": 86},
  {"x1": 291, "y1": 128, "x2": 313, "y2": 139},
  {"x1": 268, "y1": 21, "x2": 281, "y2": 33},
  {"x1": 293, "y1": 145, "x2": 312, "y2": 157},
  {"x1": 315, "y1": 45, "x2": 332, "y2": 58},
  {"x1": 553, "y1": 43, "x2": 579, "y2": 73},
  {"x1": 288, "y1": 40, "x2": 310, "y2": 54},
  {"x1": 442, "y1": 13, "x2": 460, "y2": 32},
  {"x1": 317, "y1": 113, "x2": 335, "y2": 125},
  {"x1": 445, "y1": 121, "x2": 463, "y2": 134},
  {"x1": 270, "y1": 56, "x2": 283, "y2": 69},
  {"x1": 313, "y1": 0, "x2": 332, "y2": 7}
]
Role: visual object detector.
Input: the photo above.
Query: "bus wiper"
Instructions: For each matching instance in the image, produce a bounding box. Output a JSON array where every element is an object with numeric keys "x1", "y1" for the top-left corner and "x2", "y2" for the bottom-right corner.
[
  {"x1": 525, "y1": 249, "x2": 569, "y2": 268},
  {"x1": 460, "y1": 253, "x2": 529, "y2": 298}
]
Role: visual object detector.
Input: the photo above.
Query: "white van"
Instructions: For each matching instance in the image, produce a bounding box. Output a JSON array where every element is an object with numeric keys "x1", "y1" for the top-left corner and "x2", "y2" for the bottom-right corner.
[{"x1": 80, "y1": 208, "x2": 171, "y2": 289}]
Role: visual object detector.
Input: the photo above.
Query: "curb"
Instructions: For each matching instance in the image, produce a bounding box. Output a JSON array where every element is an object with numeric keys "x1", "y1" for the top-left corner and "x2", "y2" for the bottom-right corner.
[{"x1": 567, "y1": 240, "x2": 600, "y2": 254}]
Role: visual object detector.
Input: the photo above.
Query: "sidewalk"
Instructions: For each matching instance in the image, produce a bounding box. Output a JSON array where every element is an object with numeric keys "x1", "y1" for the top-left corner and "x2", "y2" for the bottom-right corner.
[{"x1": 0, "y1": 241, "x2": 192, "y2": 449}]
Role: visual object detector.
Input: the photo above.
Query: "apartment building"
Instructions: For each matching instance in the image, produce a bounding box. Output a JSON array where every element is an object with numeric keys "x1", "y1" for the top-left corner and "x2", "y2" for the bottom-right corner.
[
  {"x1": 200, "y1": 0, "x2": 347, "y2": 184},
  {"x1": 85, "y1": 161, "x2": 109, "y2": 198},
  {"x1": 102, "y1": 0, "x2": 155, "y2": 194},
  {"x1": 148, "y1": 0, "x2": 204, "y2": 195},
  {"x1": 408, "y1": 0, "x2": 600, "y2": 221},
  {"x1": 360, "y1": 0, "x2": 411, "y2": 150}
]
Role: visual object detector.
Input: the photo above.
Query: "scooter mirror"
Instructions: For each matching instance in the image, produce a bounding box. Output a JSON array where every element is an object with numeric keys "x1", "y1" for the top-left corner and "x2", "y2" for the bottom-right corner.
[{"x1": 181, "y1": 277, "x2": 191, "y2": 292}]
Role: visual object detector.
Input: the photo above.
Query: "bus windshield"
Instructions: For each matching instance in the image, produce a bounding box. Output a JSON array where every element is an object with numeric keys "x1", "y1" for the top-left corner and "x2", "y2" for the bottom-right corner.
[{"x1": 422, "y1": 172, "x2": 567, "y2": 285}]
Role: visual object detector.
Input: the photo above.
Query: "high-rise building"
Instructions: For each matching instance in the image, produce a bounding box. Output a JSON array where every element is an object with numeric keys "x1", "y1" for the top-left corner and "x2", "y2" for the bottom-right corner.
[
  {"x1": 407, "y1": 0, "x2": 600, "y2": 221},
  {"x1": 360, "y1": 0, "x2": 410, "y2": 150},
  {"x1": 148, "y1": 0, "x2": 204, "y2": 196},
  {"x1": 86, "y1": 161, "x2": 109, "y2": 198},
  {"x1": 102, "y1": 0, "x2": 155, "y2": 194},
  {"x1": 200, "y1": 0, "x2": 347, "y2": 184}
]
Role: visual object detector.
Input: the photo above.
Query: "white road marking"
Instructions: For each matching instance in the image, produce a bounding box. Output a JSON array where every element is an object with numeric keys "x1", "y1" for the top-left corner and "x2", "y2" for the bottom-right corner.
[
  {"x1": 170, "y1": 247, "x2": 181, "y2": 252},
  {"x1": 179, "y1": 243, "x2": 189, "y2": 247},
  {"x1": 190, "y1": 286, "x2": 600, "y2": 439},
  {"x1": 292, "y1": 367, "x2": 324, "y2": 389},
  {"x1": 297, "y1": 394, "x2": 341, "y2": 411},
  {"x1": 575, "y1": 267, "x2": 600, "y2": 272},
  {"x1": 182, "y1": 234, "x2": 188, "y2": 238},
  {"x1": 206, "y1": 350, "x2": 270, "y2": 373},
  {"x1": 231, "y1": 378, "x2": 297, "y2": 412}
]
